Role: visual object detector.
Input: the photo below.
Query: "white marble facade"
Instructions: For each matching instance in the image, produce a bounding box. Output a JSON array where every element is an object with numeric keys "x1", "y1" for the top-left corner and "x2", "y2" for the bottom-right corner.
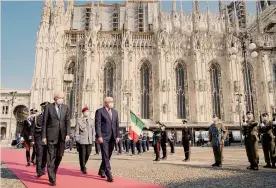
[{"x1": 30, "y1": 0, "x2": 276, "y2": 128}]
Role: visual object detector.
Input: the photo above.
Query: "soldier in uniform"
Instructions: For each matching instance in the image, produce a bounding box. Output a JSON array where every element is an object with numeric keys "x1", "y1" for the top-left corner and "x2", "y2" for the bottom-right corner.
[
  {"x1": 117, "y1": 131, "x2": 123, "y2": 155},
  {"x1": 160, "y1": 124, "x2": 168, "y2": 160},
  {"x1": 242, "y1": 111, "x2": 259, "y2": 170},
  {"x1": 142, "y1": 133, "x2": 147, "y2": 152},
  {"x1": 129, "y1": 135, "x2": 135, "y2": 156},
  {"x1": 259, "y1": 113, "x2": 275, "y2": 168},
  {"x1": 151, "y1": 122, "x2": 162, "y2": 161},
  {"x1": 272, "y1": 113, "x2": 276, "y2": 167},
  {"x1": 168, "y1": 131, "x2": 175, "y2": 154},
  {"x1": 209, "y1": 115, "x2": 227, "y2": 167},
  {"x1": 182, "y1": 119, "x2": 192, "y2": 161},
  {"x1": 146, "y1": 133, "x2": 150, "y2": 151},
  {"x1": 20, "y1": 108, "x2": 35, "y2": 166},
  {"x1": 34, "y1": 102, "x2": 49, "y2": 177},
  {"x1": 137, "y1": 134, "x2": 142, "y2": 154},
  {"x1": 94, "y1": 138, "x2": 100, "y2": 155},
  {"x1": 124, "y1": 131, "x2": 130, "y2": 154}
]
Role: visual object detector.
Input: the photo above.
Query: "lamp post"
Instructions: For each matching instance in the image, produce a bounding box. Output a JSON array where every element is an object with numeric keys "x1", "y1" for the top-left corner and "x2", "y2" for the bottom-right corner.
[
  {"x1": 6, "y1": 91, "x2": 17, "y2": 145},
  {"x1": 230, "y1": 32, "x2": 258, "y2": 146}
]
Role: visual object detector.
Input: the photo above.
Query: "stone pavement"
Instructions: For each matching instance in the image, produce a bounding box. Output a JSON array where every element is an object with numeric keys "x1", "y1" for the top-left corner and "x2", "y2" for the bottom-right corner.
[{"x1": 2, "y1": 146, "x2": 276, "y2": 188}]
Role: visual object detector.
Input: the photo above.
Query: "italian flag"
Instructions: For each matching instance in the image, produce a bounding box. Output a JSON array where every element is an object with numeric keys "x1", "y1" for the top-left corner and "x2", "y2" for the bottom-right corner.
[{"x1": 129, "y1": 111, "x2": 145, "y2": 142}]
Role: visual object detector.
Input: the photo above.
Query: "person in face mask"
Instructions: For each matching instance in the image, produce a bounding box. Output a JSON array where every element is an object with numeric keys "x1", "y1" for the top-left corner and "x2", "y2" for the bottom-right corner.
[
  {"x1": 75, "y1": 107, "x2": 95, "y2": 174},
  {"x1": 209, "y1": 115, "x2": 227, "y2": 167},
  {"x1": 242, "y1": 111, "x2": 259, "y2": 171},
  {"x1": 160, "y1": 124, "x2": 168, "y2": 160},
  {"x1": 42, "y1": 91, "x2": 71, "y2": 186},
  {"x1": 95, "y1": 97, "x2": 120, "y2": 182},
  {"x1": 260, "y1": 113, "x2": 275, "y2": 168},
  {"x1": 150, "y1": 122, "x2": 162, "y2": 161}
]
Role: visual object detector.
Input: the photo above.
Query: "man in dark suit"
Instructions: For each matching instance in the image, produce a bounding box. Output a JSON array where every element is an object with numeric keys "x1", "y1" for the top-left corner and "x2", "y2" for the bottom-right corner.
[
  {"x1": 95, "y1": 97, "x2": 119, "y2": 182},
  {"x1": 42, "y1": 91, "x2": 71, "y2": 186}
]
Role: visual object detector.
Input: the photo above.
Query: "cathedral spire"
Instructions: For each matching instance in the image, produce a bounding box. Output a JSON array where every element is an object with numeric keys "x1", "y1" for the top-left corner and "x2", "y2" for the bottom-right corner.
[
  {"x1": 66, "y1": 0, "x2": 74, "y2": 13},
  {"x1": 206, "y1": 0, "x2": 210, "y2": 32},
  {"x1": 256, "y1": 0, "x2": 262, "y2": 33},
  {"x1": 192, "y1": 0, "x2": 200, "y2": 32},
  {"x1": 264, "y1": 0, "x2": 269, "y2": 9},
  {"x1": 180, "y1": 0, "x2": 183, "y2": 33},
  {"x1": 158, "y1": 0, "x2": 162, "y2": 31},
  {"x1": 41, "y1": 0, "x2": 52, "y2": 24},
  {"x1": 172, "y1": 0, "x2": 176, "y2": 14},
  {"x1": 90, "y1": 0, "x2": 95, "y2": 30},
  {"x1": 224, "y1": 5, "x2": 230, "y2": 33},
  {"x1": 124, "y1": 0, "x2": 128, "y2": 31},
  {"x1": 218, "y1": 0, "x2": 223, "y2": 18},
  {"x1": 233, "y1": 0, "x2": 239, "y2": 34}
]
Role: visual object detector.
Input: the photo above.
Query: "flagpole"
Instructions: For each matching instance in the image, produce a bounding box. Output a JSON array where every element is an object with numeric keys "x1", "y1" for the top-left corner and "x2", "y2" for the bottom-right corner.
[{"x1": 124, "y1": 92, "x2": 131, "y2": 131}]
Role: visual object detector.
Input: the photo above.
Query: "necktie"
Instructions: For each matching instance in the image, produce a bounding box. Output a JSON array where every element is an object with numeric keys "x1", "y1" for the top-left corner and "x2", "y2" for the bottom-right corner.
[
  {"x1": 108, "y1": 110, "x2": 112, "y2": 120},
  {"x1": 58, "y1": 105, "x2": 62, "y2": 119}
]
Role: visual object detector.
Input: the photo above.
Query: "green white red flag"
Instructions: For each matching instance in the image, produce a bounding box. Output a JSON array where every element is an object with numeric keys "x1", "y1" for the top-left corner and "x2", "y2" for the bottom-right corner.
[{"x1": 129, "y1": 111, "x2": 145, "y2": 142}]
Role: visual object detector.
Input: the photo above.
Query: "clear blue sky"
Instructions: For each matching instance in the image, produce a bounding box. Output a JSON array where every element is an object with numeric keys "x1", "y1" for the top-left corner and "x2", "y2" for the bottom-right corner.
[{"x1": 1, "y1": 0, "x2": 257, "y2": 89}]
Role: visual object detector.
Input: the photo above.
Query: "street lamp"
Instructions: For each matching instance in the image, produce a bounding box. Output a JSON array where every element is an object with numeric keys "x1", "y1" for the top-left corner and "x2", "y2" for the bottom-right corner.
[
  {"x1": 6, "y1": 91, "x2": 17, "y2": 145},
  {"x1": 230, "y1": 33, "x2": 258, "y2": 146}
]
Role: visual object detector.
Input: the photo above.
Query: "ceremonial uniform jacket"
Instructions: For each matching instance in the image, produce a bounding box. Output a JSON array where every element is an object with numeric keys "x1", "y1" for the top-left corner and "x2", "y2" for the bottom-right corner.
[
  {"x1": 242, "y1": 120, "x2": 259, "y2": 142},
  {"x1": 75, "y1": 117, "x2": 95, "y2": 145},
  {"x1": 209, "y1": 122, "x2": 227, "y2": 146}
]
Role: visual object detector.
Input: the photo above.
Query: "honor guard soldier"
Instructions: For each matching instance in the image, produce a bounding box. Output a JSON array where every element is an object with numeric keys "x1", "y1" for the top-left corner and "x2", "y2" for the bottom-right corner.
[
  {"x1": 242, "y1": 111, "x2": 259, "y2": 170},
  {"x1": 260, "y1": 113, "x2": 275, "y2": 168},
  {"x1": 117, "y1": 131, "x2": 123, "y2": 155},
  {"x1": 146, "y1": 133, "x2": 150, "y2": 151},
  {"x1": 182, "y1": 119, "x2": 192, "y2": 161},
  {"x1": 151, "y1": 122, "x2": 162, "y2": 161},
  {"x1": 94, "y1": 137, "x2": 100, "y2": 155},
  {"x1": 34, "y1": 102, "x2": 49, "y2": 177},
  {"x1": 160, "y1": 123, "x2": 168, "y2": 160},
  {"x1": 168, "y1": 131, "x2": 175, "y2": 154},
  {"x1": 209, "y1": 115, "x2": 227, "y2": 167},
  {"x1": 20, "y1": 108, "x2": 36, "y2": 166},
  {"x1": 142, "y1": 133, "x2": 147, "y2": 152},
  {"x1": 124, "y1": 131, "x2": 130, "y2": 154},
  {"x1": 137, "y1": 134, "x2": 143, "y2": 154}
]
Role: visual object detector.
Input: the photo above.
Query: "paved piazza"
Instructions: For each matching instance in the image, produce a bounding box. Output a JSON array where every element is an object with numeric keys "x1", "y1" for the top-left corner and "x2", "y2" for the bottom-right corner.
[{"x1": 2, "y1": 146, "x2": 276, "y2": 188}]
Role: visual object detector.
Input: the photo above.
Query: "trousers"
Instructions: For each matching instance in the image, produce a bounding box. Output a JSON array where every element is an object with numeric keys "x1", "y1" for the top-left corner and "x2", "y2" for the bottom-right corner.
[
  {"x1": 34, "y1": 133, "x2": 47, "y2": 175},
  {"x1": 78, "y1": 144, "x2": 92, "y2": 171}
]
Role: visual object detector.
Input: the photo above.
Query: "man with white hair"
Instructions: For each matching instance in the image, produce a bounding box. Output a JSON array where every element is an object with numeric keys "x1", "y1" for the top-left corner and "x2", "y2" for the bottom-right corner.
[
  {"x1": 95, "y1": 96, "x2": 120, "y2": 182},
  {"x1": 42, "y1": 91, "x2": 71, "y2": 186}
]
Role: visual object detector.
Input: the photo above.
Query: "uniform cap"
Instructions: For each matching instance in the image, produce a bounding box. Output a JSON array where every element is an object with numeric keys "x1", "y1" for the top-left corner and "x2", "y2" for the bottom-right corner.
[
  {"x1": 82, "y1": 107, "x2": 89, "y2": 113},
  {"x1": 30, "y1": 108, "x2": 38, "y2": 114},
  {"x1": 40, "y1": 101, "x2": 50, "y2": 107}
]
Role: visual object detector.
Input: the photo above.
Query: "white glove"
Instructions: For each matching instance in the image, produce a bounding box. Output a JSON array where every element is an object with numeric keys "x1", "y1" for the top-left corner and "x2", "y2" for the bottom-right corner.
[
  {"x1": 29, "y1": 136, "x2": 32, "y2": 140},
  {"x1": 20, "y1": 137, "x2": 24, "y2": 142},
  {"x1": 242, "y1": 122, "x2": 247, "y2": 126},
  {"x1": 260, "y1": 123, "x2": 265, "y2": 127},
  {"x1": 273, "y1": 121, "x2": 276, "y2": 125},
  {"x1": 189, "y1": 141, "x2": 191, "y2": 145}
]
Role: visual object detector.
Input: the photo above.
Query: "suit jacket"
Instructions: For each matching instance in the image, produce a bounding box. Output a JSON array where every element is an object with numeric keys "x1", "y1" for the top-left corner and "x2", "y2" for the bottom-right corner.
[
  {"x1": 95, "y1": 107, "x2": 119, "y2": 141},
  {"x1": 160, "y1": 131, "x2": 168, "y2": 145},
  {"x1": 75, "y1": 117, "x2": 95, "y2": 145},
  {"x1": 42, "y1": 103, "x2": 71, "y2": 142}
]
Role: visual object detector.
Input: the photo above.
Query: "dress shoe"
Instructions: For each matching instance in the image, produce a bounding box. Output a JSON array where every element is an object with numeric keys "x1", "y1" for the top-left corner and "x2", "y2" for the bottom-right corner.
[
  {"x1": 26, "y1": 162, "x2": 30, "y2": 167},
  {"x1": 98, "y1": 170, "x2": 106, "y2": 178},
  {"x1": 263, "y1": 164, "x2": 271, "y2": 168},
  {"x1": 37, "y1": 173, "x2": 43, "y2": 178},
  {"x1": 153, "y1": 158, "x2": 160, "y2": 161},
  {"x1": 106, "y1": 175, "x2": 114, "y2": 182},
  {"x1": 31, "y1": 160, "x2": 36, "y2": 165},
  {"x1": 49, "y1": 181, "x2": 56, "y2": 186},
  {"x1": 162, "y1": 157, "x2": 167, "y2": 160},
  {"x1": 82, "y1": 170, "x2": 87, "y2": 174},
  {"x1": 217, "y1": 164, "x2": 222, "y2": 167},
  {"x1": 183, "y1": 158, "x2": 190, "y2": 162},
  {"x1": 212, "y1": 163, "x2": 217, "y2": 167},
  {"x1": 246, "y1": 166, "x2": 252, "y2": 170},
  {"x1": 252, "y1": 166, "x2": 258, "y2": 171}
]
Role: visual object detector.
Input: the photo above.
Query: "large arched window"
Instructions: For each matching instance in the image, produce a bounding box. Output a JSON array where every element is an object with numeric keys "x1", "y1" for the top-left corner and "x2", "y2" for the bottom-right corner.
[
  {"x1": 140, "y1": 62, "x2": 150, "y2": 119},
  {"x1": 273, "y1": 64, "x2": 276, "y2": 82},
  {"x1": 175, "y1": 62, "x2": 187, "y2": 119},
  {"x1": 103, "y1": 62, "x2": 115, "y2": 99},
  {"x1": 210, "y1": 63, "x2": 221, "y2": 118},
  {"x1": 64, "y1": 61, "x2": 76, "y2": 119},
  {"x1": 243, "y1": 62, "x2": 254, "y2": 112}
]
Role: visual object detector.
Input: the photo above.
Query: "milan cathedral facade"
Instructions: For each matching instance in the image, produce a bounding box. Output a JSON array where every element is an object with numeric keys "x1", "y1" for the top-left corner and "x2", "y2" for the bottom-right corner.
[{"x1": 31, "y1": 0, "x2": 276, "y2": 130}]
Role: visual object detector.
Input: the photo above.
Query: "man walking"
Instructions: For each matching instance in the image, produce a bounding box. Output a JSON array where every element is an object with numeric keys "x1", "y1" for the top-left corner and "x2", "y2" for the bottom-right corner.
[
  {"x1": 182, "y1": 119, "x2": 192, "y2": 161},
  {"x1": 42, "y1": 91, "x2": 71, "y2": 186},
  {"x1": 95, "y1": 97, "x2": 119, "y2": 182},
  {"x1": 34, "y1": 102, "x2": 49, "y2": 177}
]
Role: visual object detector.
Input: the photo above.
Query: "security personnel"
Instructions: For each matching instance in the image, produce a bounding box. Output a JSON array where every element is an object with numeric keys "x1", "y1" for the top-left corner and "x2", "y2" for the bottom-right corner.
[
  {"x1": 129, "y1": 136, "x2": 135, "y2": 156},
  {"x1": 160, "y1": 124, "x2": 168, "y2": 160},
  {"x1": 124, "y1": 131, "x2": 130, "y2": 154},
  {"x1": 94, "y1": 138, "x2": 100, "y2": 155},
  {"x1": 259, "y1": 113, "x2": 275, "y2": 168},
  {"x1": 146, "y1": 133, "x2": 150, "y2": 151},
  {"x1": 209, "y1": 115, "x2": 227, "y2": 167},
  {"x1": 243, "y1": 111, "x2": 259, "y2": 170},
  {"x1": 182, "y1": 119, "x2": 192, "y2": 161},
  {"x1": 34, "y1": 102, "x2": 49, "y2": 177},
  {"x1": 142, "y1": 133, "x2": 147, "y2": 152}
]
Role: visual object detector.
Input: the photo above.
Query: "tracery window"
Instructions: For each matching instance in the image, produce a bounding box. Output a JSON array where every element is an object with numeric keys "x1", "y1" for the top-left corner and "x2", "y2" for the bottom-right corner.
[
  {"x1": 210, "y1": 63, "x2": 221, "y2": 118},
  {"x1": 175, "y1": 63, "x2": 186, "y2": 119},
  {"x1": 103, "y1": 62, "x2": 114, "y2": 99},
  {"x1": 140, "y1": 62, "x2": 150, "y2": 119},
  {"x1": 243, "y1": 62, "x2": 254, "y2": 112},
  {"x1": 273, "y1": 64, "x2": 276, "y2": 82}
]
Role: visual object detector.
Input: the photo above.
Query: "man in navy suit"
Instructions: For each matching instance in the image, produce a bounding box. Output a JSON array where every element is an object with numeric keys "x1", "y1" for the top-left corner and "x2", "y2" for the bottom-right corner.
[{"x1": 95, "y1": 97, "x2": 119, "y2": 182}]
